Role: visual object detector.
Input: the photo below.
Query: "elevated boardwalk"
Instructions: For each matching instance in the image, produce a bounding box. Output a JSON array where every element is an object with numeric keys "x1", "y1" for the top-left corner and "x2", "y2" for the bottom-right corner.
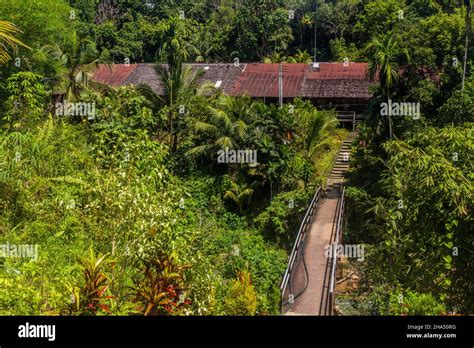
[{"x1": 281, "y1": 132, "x2": 357, "y2": 315}]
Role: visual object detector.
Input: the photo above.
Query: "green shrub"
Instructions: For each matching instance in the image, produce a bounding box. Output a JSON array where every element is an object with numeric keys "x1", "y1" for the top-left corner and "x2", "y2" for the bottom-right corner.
[
  {"x1": 223, "y1": 271, "x2": 257, "y2": 315},
  {"x1": 387, "y1": 290, "x2": 447, "y2": 316},
  {"x1": 255, "y1": 189, "x2": 313, "y2": 246}
]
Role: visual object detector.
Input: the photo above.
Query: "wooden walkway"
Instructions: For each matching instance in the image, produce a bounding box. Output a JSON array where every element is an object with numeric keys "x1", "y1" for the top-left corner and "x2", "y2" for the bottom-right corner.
[{"x1": 283, "y1": 132, "x2": 357, "y2": 315}]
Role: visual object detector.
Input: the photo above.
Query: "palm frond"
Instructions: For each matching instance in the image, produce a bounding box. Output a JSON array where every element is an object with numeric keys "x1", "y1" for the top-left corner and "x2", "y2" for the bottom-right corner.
[
  {"x1": 0, "y1": 20, "x2": 31, "y2": 64},
  {"x1": 137, "y1": 84, "x2": 164, "y2": 107},
  {"x1": 215, "y1": 136, "x2": 234, "y2": 150},
  {"x1": 186, "y1": 144, "x2": 213, "y2": 157},
  {"x1": 194, "y1": 121, "x2": 218, "y2": 134}
]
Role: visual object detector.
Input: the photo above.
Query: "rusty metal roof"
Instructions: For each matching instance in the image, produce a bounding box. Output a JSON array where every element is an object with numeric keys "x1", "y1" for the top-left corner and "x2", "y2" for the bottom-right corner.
[
  {"x1": 91, "y1": 62, "x2": 375, "y2": 101},
  {"x1": 92, "y1": 64, "x2": 138, "y2": 86},
  {"x1": 302, "y1": 63, "x2": 373, "y2": 100},
  {"x1": 95, "y1": 63, "x2": 244, "y2": 96},
  {"x1": 230, "y1": 63, "x2": 306, "y2": 97},
  {"x1": 306, "y1": 62, "x2": 368, "y2": 80}
]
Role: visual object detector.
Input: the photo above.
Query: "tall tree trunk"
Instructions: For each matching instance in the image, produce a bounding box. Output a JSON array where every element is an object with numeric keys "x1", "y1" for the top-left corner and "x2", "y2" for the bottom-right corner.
[
  {"x1": 169, "y1": 113, "x2": 173, "y2": 148},
  {"x1": 387, "y1": 89, "x2": 393, "y2": 139},
  {"x1": 169, "y1": 78, "x2": 173, "y2": 148},
  {"x1": 462, "y1": 0, "x2": 471, "y2": 92},
  {"x1": 388, "y1": 115, "x2": 393, "y2": 139},
  {"x1": 172, "y1": 131, "x2": 178, "y2": 152}
]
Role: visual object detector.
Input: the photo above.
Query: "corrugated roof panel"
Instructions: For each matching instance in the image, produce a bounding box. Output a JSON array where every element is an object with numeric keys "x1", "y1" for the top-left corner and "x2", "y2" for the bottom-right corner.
[
  {"x1": 92, "y1": 64, "x2": 138, "y2": 86},
  {"x1": 230, "y1": 63, "x2": 306, "y2": 97},
  {"x1": 111, "y1": 63, "x2": 244, "y2": 96},
  {"x1": 91, "y1": 62, "x2": 375, "y2": 100},
  {"x1": 306, "y1": 62, "x2": 368, "y2": 80}
]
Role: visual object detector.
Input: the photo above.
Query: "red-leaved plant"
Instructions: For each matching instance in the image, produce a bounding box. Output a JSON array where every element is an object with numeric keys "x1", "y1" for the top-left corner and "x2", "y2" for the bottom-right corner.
[{"x1": 132, "y1": 252, "x2": 191, "y2": 315}]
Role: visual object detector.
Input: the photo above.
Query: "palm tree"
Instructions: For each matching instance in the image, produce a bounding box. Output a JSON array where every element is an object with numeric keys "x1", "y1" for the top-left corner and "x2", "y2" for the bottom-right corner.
[
  {"x1": 287, "y1": 49, "x2": 313, "y2": 63},
  {"x1": 138, "y1": 64, "x2": 214, "y2": 149},
  {"x1": 218, "y1": 95, "x2": 256, "y2": 124},
  {"x1": 191, "y1": 28, "x2": 224, "y2": 63},
  {"x1": 41, "y1": 30, "x2": 107, "y2": 101},
  {"x1": 157, "y1": 17, "x2": 195, "y2": 71},
  {"x1": 154, "y1": 17, "x2": 204, "y2": 149},
  {"x1": 155, "y1": 64, "x2": 214, "y2": 150},
  {"x1": 296, "y1": 13, "x2": 313, "y2": 47},
  {"x1": 186, "y1": 95, "x2": 255, "y2": 158},
  {"x1": 0, "y1": 20, "x2": 31, "y2": 64},
  {"x1": 301, "y1": 109, "x2": 339, "y2": 160},
  {"x1": 224, "y1": 180, "x2": 256, "y2": 213},
  {"x1": 263, "y1": 52, "x2": 288, "y2": 63},
  {"x1": 366, "y1": 32, "x2": 410, "y2": 138}
]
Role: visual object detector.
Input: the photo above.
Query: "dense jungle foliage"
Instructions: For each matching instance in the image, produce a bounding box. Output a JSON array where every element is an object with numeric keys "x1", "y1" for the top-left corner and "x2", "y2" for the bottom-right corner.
[{"x1": 0, "y1": 0, "x2": 472, "y2": 315}]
